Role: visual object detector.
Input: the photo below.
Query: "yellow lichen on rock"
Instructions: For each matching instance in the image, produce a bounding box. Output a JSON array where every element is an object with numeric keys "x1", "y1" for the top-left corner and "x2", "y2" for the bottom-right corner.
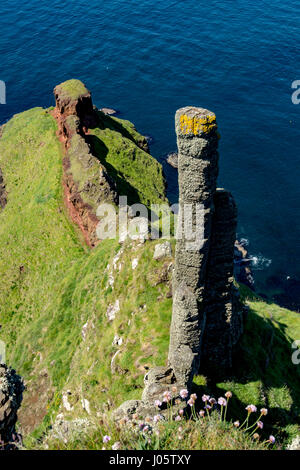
[{"x1": 180, "y1": 113, "x2": 217, "y2": 135}]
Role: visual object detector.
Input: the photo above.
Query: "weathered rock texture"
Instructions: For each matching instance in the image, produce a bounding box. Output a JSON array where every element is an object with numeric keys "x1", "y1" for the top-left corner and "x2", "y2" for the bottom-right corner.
[
  {"x1": 0, "y1": 364, "x2": 24, "y2": 448},
  {"x1": 0, "y1": 168, "x2": 7, "y2": 209},
  {"x1": 168, "y1": 107, "x2": 220, "y2": 388},
  {"x1": 167, "y1": 107, "x2": 243, "y2": 387},
  {"x1": 53, "y1": 80, "x2": 117, "y2": 247},
  {"x1": 115, "y1": 106, "x2": 244, "y2": 419}
]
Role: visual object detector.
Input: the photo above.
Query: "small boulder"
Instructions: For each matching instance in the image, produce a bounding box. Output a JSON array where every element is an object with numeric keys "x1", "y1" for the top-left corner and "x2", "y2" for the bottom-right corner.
[
  {"x1": 167, "y1": 152, "x2": 178, "y2": 169},
  {"x1": 106, "y1": 300, "x2": 120, "y2": 321},
  {"x1": 153, "y1": 242, "x2": 172, "y2": 260},
  {"x1": 100, "y1": 108, "x2": 118, "y2": 116}
]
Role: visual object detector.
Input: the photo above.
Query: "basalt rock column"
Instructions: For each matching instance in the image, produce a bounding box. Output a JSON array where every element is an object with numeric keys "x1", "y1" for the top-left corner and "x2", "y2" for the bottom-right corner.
[
  {"x1": 168, "y1": 107, "x2": 219, "y2": 388},
  {"x1": 201, "y1": 189, "x2": 243, "y2": 377}
]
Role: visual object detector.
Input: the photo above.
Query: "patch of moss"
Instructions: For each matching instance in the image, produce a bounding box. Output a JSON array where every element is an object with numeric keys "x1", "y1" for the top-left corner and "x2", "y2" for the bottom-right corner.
[{"x1": 56, "y1": 79, "x2": 89, "y2": 100}]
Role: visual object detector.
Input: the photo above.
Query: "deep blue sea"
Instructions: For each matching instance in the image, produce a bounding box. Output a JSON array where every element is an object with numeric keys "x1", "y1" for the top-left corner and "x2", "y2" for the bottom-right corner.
[{"x1": 0, "y1": 0, "x2": 299, "y2": 308}]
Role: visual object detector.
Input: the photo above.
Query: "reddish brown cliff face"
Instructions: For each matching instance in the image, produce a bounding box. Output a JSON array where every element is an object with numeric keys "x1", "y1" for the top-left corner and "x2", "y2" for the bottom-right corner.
[{"x1": 52, "y1": 80, "x2": 117, "y2": 248}]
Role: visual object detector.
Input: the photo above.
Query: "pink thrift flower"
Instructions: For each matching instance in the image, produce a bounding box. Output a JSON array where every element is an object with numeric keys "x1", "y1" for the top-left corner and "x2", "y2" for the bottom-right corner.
[
  {"x1": 103, "y1": 435, "x2": 111, "y2": 443},
  {"x1": 234, "y1": 420, "x2": 240, "y2": 427},
  {"x1": 153, "y1": 414, "x2": 163, "y2": 423},
  {"x1": 187, "y1": 398, "x2": 195, "y2": 407},
  {"x1": 163, "y1": 391, "x2": 172, "y2": 402},
  {"x1": 218, "y1": 397, "x2": 227, "y2": 407},
  {"x1": 179, "y1": 409, "x2": 184, "y2": 416},
  {"x1": 180, "y1": 389, "x2": 189, "y2": 399},
  {"x1": 202, "y1": 394, "x2": 210, "y2": 402},
  {"x1": 199, "y1": 410, "x2": 205, "y2": 417},
  {"x1": 269, "y1": 435, "x2": 275, "y2": 444},
  {"x1": 260, "y1": 408, "x2": 268, "y2": 416},
  {"x1": 246, "y1": 404, "x2": 257, "y2": 413},
  {"x1": 154, "y1": 400, "x2": 162, "y2": 407},
  {"x1": 209, "y1": 398, "x2": 216, "y2": 405},
  {"x1": 225, "y1": 391, "x2": 232, "y2": 399},
  {"x1": 257, "y1": 421, "x2": 263, "y2": 429},
  {"x1": 190, "y1": 393, "x2": 197, "y2": 401},
  {"x1": 175, "y1": 416, "x2": 181, "y2": 421}
]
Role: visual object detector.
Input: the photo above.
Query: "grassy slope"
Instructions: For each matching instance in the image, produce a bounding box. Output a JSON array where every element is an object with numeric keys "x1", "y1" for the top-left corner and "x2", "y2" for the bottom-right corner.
[
  {"x1": 89, "y1": 111, "x2": 167, "y2": 208},
  {"x1": 0, "y1": 107, "x2": 299, "y2": 449}
]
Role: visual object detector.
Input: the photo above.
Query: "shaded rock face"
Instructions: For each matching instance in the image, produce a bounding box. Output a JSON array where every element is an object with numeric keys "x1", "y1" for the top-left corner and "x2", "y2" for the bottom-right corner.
[
  {"x1": 201, "y1": 189, "x2": 244, "y2": 376},
  {"x1": 54, "y1": 81, "x2": 95, "y2": 126},
  {"x1": 0, "y1": 364, "x2": 24, "y2": 448},
  {"x1": 53, "y1": 80, "x2": 117, "y2": 247},
  {"x1": 0, "y1": 168, "x2": 7, "y2": 209},
  {"x1": 234, "y1": 240, "x2": 254, "y2": 289}
]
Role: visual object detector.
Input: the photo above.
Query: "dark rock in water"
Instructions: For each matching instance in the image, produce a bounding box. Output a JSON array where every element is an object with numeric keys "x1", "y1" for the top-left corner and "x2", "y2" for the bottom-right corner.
[
  {"x1": 99, "y1": 108, "x2": 118, "y2": 116},
  {"x1": 144, "y1": 135, "x2": 154, "y2": 145},
  {"x1": 166, "y1": 152, "x2": 178, "y2": 169},
  {"x1": 0, "y1": 364, "x2": 24, "y2": 449},
  {"x1": 234, "y1": 240, "x2": 254, "y2": 289}
]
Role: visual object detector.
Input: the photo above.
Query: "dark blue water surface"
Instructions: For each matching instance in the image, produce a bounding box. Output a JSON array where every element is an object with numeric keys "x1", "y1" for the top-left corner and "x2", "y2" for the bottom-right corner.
[{"x1": 1, "y1": 1, "x2": 300, "y2": 307}]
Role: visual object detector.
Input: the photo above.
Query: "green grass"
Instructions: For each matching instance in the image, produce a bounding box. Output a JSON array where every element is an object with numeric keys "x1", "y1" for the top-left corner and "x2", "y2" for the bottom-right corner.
[
  {"x1": 55, "y1": 79, "x2": 89, "y2": 100},
  {"x1": 0, "y1": 106, "x2": 299, "y2": 450},
  {"x1": 33, "y1": 411, "x2": 269, "y2": 451},
  {"x1": 89, "y1": 111, "x2": 167, "y2": 208}
]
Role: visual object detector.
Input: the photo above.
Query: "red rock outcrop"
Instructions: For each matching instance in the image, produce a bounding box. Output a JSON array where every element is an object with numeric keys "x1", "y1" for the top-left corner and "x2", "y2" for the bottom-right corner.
[{"x1": 52, "y1": 80, "x2": 117, "y2": 247}]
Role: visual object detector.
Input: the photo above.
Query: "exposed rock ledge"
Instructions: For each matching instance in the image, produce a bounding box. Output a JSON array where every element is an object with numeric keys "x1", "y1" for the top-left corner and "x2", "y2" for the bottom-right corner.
[{"x1": 0, "y1": 364, "x2": 24, "y2": 449}]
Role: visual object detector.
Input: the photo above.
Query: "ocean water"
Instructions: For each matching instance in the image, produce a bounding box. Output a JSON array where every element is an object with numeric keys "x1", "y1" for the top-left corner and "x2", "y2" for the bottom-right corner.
[{"x1": 0, "y1": 0, "x2": 299, "y2": 308}]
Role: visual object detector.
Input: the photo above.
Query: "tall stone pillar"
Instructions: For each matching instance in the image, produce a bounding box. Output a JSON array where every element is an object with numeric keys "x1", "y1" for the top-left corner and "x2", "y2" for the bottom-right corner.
[{"x1": 168, "y1": 107, "x2": 219, "y2": 388}]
